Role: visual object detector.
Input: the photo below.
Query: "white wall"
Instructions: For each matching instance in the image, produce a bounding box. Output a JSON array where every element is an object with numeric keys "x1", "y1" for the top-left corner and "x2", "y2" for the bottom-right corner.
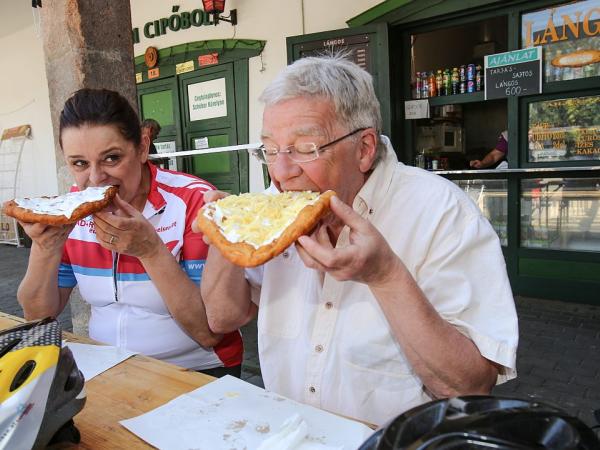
[
  {"x1": 0, "y1": 24, "x2": 58, "y2": 197},
  {"x1": 130, "y1": 0, "x2": 381, "y2": 192}
]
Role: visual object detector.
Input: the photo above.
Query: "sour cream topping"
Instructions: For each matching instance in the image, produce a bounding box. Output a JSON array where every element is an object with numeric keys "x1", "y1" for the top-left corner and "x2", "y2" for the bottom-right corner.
[
  {"x1": 205, "y1": 191, "x2": 321, "y2": 249},
  {"x1": 15, "y1": 186, "x2": 114, "y2": 218}
]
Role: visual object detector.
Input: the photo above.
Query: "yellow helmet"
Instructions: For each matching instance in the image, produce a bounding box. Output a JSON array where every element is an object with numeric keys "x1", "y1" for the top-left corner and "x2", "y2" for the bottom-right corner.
[{"x1": 0, "y1": 318, "x2": 86, "y2": 449}]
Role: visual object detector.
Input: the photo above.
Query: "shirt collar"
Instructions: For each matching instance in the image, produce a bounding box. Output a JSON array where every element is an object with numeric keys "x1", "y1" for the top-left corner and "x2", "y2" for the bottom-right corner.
[
  {"x1": 352, "y1": 135, "x2": 398, "y2": 217},
  {"x1": 144, "y1": 162, "x2": 167, "y2": 217}
]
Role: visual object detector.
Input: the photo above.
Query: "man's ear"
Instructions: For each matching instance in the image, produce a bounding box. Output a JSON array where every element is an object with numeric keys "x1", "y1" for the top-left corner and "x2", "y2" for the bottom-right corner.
[{"x1": 358, "y1": 128, "x2": 378, "y2": 173}]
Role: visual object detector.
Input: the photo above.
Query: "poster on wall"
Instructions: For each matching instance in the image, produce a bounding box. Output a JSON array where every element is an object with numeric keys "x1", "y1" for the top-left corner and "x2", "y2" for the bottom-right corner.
[
  {"x1": 187, "y1": 78, "x2": 228, "y2": 122},
  {"x1": 528, "y1": 95, "x2": 599, "y2": 162},
  {"x1": 522, "y1": 0, "x2": 600, "y2": 82}
]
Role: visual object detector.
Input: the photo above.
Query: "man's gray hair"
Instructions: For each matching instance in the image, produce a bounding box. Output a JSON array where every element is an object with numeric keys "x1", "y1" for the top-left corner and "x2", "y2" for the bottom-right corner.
[{"x1": 259, "y1": 55, "x2": 386, "y2": 166}]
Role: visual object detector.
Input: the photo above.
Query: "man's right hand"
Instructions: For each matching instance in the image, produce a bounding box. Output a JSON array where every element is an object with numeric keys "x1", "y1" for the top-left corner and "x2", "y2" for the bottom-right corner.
[
  {"x1": 470, "y1": 160, "x2": 483, "y2": 169},
  {"x1": 19, "y1": 221, "x2": 74, "y2": 253}
]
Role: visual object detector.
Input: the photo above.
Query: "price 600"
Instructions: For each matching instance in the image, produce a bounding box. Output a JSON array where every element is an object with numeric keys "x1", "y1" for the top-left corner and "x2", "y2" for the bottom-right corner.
[{"x1": 505, "y1": 86, "x2": 522, "y2": 96}]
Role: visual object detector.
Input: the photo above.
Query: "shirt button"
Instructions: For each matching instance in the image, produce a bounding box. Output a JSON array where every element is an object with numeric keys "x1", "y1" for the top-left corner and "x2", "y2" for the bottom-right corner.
[
  {"x1": 315, "y1": 344, "x2": 323, "y2": 353},
  {"x1": 282, "y1": 251, "x2": 289, "y2": 258},
  {"x1": 309, "y1": 386, "x2": 316, "y2": 393},
  {"x1": 325, "y1": 302, "x2": 333, "y2": 310}
]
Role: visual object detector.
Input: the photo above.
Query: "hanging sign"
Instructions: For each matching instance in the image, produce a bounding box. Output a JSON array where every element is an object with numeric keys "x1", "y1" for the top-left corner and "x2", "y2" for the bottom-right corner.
[
  {"x1": 135, "y1": 73, "x2": 143, "y2": 83},
  {"x1": 187, "y1": 78, "x2": 227, "y2": 121},
  {"x1": 485, "y1": 47, "x2": 542, "y2": 100}
]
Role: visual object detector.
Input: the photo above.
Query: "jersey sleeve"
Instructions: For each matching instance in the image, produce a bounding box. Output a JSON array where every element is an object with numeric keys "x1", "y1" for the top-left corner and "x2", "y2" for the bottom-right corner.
[
  {"x1": 180, "y1": 182, "x2": 213, "y2": 285},
  {"x1": 58, "y1": 246, "x2": 77, "y2": 288}
]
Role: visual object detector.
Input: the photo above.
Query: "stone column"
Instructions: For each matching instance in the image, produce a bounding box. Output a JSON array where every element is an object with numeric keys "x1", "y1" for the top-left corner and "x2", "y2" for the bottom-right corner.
[{"x1": 40, "y1": 0, "x2": 137, "y2": 334}]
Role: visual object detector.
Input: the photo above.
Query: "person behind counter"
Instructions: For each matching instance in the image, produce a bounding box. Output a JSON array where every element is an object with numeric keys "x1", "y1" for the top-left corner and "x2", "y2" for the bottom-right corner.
[
  {"x1": 200, "y1": 55, "x2": 519, "y2": 426},
  {"x1": 17, "y1": 88, "x2": 243, "y2": 378},
  {"x1": 141, "y1": 118, "x2": 161, "y2": 155},
  {"x1": 469, "y1": 130, "x2": 508, "y2": 169}
]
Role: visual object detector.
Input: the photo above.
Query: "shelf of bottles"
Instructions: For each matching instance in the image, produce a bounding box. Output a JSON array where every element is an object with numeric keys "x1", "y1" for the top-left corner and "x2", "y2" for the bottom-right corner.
[{"x1": 414, "y1": 65, "x2": 484, "y2": 102}]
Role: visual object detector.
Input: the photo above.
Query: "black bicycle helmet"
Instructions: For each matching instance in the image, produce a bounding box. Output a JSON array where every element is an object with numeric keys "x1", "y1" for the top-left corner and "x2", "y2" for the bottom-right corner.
[
  {"x1": 359, "y1": 396, "x2": 600, "y2": 450},
  {"x1": 0, "y1": 317, "x2": 86, "y2": 449}
]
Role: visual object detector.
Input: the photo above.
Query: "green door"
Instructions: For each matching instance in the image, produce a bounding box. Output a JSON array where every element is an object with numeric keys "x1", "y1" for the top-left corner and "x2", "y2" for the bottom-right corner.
[
  {"x1": 179, "y1": 63, "x2": 243, "y2": 193},
  {"x1": 137, "y1": 77, "x2": 181, "y2": 153}
]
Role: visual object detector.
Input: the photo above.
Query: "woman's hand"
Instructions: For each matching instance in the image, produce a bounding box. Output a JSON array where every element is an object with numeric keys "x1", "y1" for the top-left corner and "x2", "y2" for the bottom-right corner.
[
  {"x1": 19, "y1": 221, "x2": 74, "y2": 254},
  {"x1": 93, "y1": 194, "x2": 162, "y2": 259},
  {"x1": 296, "y1": 196, "x2": 404, "y2": 287}
]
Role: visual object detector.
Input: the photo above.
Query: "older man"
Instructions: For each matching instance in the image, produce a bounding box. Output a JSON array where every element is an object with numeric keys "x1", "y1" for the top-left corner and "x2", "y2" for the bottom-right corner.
[{"x1": 200, "y1": 56, "x2": 518, "y2": 426}]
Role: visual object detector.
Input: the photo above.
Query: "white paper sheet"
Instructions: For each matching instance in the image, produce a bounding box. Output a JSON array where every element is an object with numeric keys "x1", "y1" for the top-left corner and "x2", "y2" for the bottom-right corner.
[
  {"x1": 120, "y1": 375, "x2": 374, "y2": 450},
  {"x1": 66, "y1": 342, "x2": 137, "y2": 381}
]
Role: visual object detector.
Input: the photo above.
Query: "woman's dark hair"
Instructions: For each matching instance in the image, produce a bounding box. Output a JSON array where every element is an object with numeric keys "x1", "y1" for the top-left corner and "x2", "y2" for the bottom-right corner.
[{"x1": 59, "y1": 88, "x2": 141, "y2": 148}]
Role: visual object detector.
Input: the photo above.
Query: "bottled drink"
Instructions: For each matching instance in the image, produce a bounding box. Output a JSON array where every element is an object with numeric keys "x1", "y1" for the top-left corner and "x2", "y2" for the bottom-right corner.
[
  {"x1": 467, "y1": 80, "x2": 475, "y2": 93},
  {"x1": 428, "y1": 71, "x2": 437, "y2": 97},
  {"x1": 451, "y1": 67, "x2": 459, "y2": 95},
  {"x1": 421, "y1": 72, "x2": 429, "y2": 98},
  {"x1": 467, "y1": 63, "x2": 476, "y2": 81},
  {"x1": 475, "y1": 65, "x2": 483, "y2": 91},
  {"x1": 415, "y1": 72, "x2": 422, "y2": 99},
  {"x1": 459, "y1": 65, "x2": 466, "y2": 94},
  {"x1": 443, "y1": 69, "x2": 451, "y2": 96},
  {"x1": 435, "y1": 70, "x2": 443, "y2": 96}
]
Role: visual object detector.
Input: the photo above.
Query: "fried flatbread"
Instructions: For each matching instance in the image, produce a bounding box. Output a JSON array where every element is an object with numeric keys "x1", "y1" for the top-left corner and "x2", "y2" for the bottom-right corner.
[
  {"x1": 2, "y1": 186, "x2": 118, "y2": 225},
  {"x1": 551, "y1": 49, "x2": 600, "y2": 68},
  {"x1": 196, "y1": 190, "x2": 335, "y2": 267}
]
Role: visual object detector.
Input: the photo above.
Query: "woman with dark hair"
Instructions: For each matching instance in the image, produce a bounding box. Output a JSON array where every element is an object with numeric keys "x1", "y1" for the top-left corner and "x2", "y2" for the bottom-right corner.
[{"x1": 17, "y1": 88, "x2": 243, "y2": 377}]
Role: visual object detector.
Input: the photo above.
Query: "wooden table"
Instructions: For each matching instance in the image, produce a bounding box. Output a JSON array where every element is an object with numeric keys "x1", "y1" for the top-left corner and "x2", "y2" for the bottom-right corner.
[{"x1": 0, "y1": 312, "x2": 215, "y2": 449}]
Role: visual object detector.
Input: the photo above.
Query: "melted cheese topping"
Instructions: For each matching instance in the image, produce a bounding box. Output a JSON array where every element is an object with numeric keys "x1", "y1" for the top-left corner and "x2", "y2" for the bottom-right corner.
[
  {"x1": 206, "y1": 191, "x2": 321, "y2": 249},
  {"x1": 15, "y1": 186, "x2": 114, "y2": 218}
]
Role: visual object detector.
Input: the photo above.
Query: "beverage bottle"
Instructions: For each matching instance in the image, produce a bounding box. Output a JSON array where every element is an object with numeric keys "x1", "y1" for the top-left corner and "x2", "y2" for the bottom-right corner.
[
  {"x1": 436, "y1": 70, "x2": 443, "y2": 96},
  {"x1": 475, "y1": 65, "x2": 483, "y2": 91},
  {"x1": 451, "y1": 67, "x2": 459, "y2": 95},
  {"x1": 415, "y1": 72, "x2": 421, "y2": 99},
  {"x1": 443, "y1": 69, "x2": 451, "y2": 96},
  {"x1": 459, "y1": 65, "x2": 466, "y2": 94},
  {"x1": 422, "y1": 72, "x2": 429, "y2": 98},
  {"x1": 428, "y1": 71, "x2": 437, "y2": 97}
]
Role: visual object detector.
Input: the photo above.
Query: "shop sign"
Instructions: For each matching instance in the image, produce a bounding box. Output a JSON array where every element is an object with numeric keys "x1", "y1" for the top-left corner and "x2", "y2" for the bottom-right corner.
[
  {"x1": 187, "y1": 78, "x2": 227, "y2": 122},
  {"x1": 148, "y1": 68, "x2": 160, "y2": 79},
  {"x1": 198, "y1": 53, "x2": 219, "y2": 67},
  {"x1": 297, "y1": 34, "x2": 371, "y2": 72},
  {"x1": 522, "y1": 0, "x2": 600, "y2": 82},
  {"x1": 194, "y1": 137, "x2": 210, "y2": 150},
  {"x1": 155, "y1": 141, "x2": 176, "y2": 154},
  {"x1": 135, "y1": 73, "x2": 143, "y2": 84},
  {"x1": 484, "y1": 47, "x2": 542, "y2": 100},
  {"x1": 176, "y1": 60, "x2": 195, "y2": 74},
  {"x1": 404, "y1": 100, "x2": 430, "y2": 119},
  {"x1": 528, "y1": 95, "x2": 599, "y2": 162},
  {"x1": 132, "y1": 6, "x2": 215, "y2": 44}
]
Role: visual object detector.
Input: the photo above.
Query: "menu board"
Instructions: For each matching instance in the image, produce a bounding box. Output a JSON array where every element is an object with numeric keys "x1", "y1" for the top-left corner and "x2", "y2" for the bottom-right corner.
[
  {"x1": 485, "y1": 47, "x2": 542, "y2": 100},
  {"x1": 296, "y1": 34, "x2": 372, "y2": 73},
  {"x1": 528, "y1": 95, "x2": 599, "y2": 162},
  {"x1": 522, "y1": 0, "x2": 600, "y2": 82}
]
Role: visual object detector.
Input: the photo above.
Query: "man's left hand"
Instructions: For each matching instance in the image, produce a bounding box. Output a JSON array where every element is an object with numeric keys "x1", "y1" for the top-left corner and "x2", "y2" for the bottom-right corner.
[{"x1": 296, "y1": 196, "x2": 403, "y2": 287}]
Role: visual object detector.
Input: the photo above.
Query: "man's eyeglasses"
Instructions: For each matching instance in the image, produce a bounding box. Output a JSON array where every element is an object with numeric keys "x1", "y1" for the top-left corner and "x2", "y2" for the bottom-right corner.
[{"x1": 252, "y1": 128, "x2": 368, "y2": 165}]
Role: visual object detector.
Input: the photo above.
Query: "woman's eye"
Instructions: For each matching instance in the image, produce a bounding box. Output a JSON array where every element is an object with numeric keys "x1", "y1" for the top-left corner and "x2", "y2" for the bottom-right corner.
[
  {"x1": 72, "y1": 160, "x2": 87, "y2": 168},
  {"x1": 105, "y1": 154, "x2": 121, "y2": 163}
]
